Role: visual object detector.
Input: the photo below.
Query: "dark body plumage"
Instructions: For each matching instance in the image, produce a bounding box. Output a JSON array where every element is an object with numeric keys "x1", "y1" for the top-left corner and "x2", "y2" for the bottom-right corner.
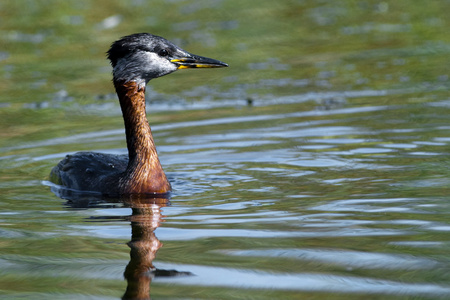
[
  {"x1": 50, "y1": 33, "x2": 227, "y2": 197},
  {"x1": 50, "y1": 153, "x2": 128, "y2": 195}
]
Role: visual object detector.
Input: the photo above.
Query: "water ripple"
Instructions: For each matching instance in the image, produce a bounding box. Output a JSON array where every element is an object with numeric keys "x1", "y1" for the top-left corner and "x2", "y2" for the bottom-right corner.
[{"x1": 153, "y1": 262, "x2": 450, "y2": 296}]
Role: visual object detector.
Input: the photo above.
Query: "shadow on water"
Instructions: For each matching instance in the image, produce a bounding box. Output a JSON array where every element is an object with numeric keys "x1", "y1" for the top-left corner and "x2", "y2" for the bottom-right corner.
[{"x1": 57, "y1": 189, "x2": 192, "y2": 300}]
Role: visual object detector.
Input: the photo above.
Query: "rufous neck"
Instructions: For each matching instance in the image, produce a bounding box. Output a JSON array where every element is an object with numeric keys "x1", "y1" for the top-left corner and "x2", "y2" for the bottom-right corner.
[
  {"x1": 114, "y1": 80, "x2": 151, "y2": 160},
  {"x1": 114, "y1": 79, "x2": 171, "y2": 194}
]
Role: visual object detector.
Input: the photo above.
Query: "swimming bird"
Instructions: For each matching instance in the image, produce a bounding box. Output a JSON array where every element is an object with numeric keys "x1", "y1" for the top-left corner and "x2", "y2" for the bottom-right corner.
[{"x1": 50, "y1": 33, "x2": 228, "y2": 197}]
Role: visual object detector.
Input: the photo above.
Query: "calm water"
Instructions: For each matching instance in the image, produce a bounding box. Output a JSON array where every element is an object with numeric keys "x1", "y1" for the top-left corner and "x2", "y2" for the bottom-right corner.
[{"x1": 1, "y1": 1, "x2": 450, "y2": 299}]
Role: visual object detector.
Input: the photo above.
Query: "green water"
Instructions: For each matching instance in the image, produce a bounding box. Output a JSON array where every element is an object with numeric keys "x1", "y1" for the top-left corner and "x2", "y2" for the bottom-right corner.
[{"x1": 1, "y1": 1, "x2": 449, "y2": 299}]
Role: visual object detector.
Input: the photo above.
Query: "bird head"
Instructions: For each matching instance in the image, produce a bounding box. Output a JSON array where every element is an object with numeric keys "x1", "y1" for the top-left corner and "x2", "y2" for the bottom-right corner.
[{"x1": 107, "y1": 33, "x2": 228, "y2": 85}]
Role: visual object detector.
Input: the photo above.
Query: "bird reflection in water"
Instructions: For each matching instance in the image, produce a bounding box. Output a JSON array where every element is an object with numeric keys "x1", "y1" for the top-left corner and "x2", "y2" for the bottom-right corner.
[
  {"x1": 122, "y1": 196, "x2": 192, "y2": 300},
  {"x1": 61, "y1": 192, "x2": 192, "y2": 300}
]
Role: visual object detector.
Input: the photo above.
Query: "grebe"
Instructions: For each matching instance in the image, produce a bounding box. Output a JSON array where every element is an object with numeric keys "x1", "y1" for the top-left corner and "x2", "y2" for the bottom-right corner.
[{"x1": 50, "y1": 33, "x2": 227, "y2": 197}]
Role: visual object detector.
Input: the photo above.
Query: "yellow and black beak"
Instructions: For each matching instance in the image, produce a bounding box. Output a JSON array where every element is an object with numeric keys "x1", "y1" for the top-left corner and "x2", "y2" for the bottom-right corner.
[{"x1": 171, "y1": 54, "x2": 228, "y2": 69}]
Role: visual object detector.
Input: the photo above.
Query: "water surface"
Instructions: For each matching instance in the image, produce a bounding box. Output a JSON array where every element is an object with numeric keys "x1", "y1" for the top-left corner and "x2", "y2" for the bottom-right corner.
[{"x1": 1, "y1": 1, "x2": 449, "y2": 299}]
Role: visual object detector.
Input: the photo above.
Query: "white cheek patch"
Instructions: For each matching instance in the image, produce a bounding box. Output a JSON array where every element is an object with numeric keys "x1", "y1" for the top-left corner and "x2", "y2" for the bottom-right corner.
[
  {"x1": 113, "y1": 52, "x2": 178, "y2": 83},
  {"x1": 143, "y1": 52, "x2": 177, "y2": 75}
]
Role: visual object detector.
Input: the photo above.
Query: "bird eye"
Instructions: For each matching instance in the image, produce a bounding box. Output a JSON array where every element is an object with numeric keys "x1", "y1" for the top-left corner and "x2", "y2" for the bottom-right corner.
[{"x1": 159, "y1": 49, "x2": 169, "y2": 57}]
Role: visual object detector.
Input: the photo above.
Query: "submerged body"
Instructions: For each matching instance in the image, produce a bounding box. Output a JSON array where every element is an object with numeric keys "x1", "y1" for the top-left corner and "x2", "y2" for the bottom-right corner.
[{"x1": 50, "y1": 33, "x2": 227, "y2": 197}]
